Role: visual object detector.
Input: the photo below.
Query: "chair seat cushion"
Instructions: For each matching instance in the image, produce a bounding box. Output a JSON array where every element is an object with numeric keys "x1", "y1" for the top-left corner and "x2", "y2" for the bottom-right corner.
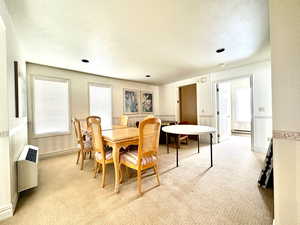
[
  {"x1": 120, "y1": 150, "x2": 157, "y2": 166},
  {"x1": 95, "y1": 150, "x2": 113, "y2": 161}
]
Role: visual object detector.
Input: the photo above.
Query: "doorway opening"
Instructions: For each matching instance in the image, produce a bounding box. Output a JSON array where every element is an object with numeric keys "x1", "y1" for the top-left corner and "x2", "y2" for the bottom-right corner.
[
  {"x1": 179, "y1": 83, "x2": 197, "y2": 124},
  {"x1": 216, "y1": 76, "x2": 253, "y2": 148}
]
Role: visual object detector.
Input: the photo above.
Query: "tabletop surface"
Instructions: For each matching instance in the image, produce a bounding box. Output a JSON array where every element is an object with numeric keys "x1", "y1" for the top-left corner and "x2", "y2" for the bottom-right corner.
[
  {"x1": 162, "y1": 125, "x2": 216, "y2": 135},
  {"x1": 102, "y1": 127, "x2": 139, "y2": 142}
]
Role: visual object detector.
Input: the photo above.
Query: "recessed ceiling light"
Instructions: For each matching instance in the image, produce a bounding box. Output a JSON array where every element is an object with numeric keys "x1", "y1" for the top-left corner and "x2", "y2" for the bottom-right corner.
[
  {"x1": 81, "y1": 59, "x2": 89, "y2": 63},
  {"x1": 145, "y1": 75, "x2": 151, "y2": 78},
  {"x1": 216, "y1": 48, "x2": 225, "y2": 53}
]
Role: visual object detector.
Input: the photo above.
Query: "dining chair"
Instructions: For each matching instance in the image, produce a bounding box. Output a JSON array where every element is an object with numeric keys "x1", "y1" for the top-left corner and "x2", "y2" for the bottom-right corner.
[
  {"x1": 120, "y1": 115, "x2": 128, "y2": 127},
  {"x1": 120, "y1": 117, "x2": 161, "y2": 195},
  {"x1": 86, "y1": 116, "x2": 101, "y2": 132},
  {"x1": 72, "y1": 118, "x2": 93, "y2": 170},
  {"x1": 87, "y1": 116, "x2": 114, "y2": 188},
  {"x1": 135, "y1": 115, "x2": 154, "y2": 128}
]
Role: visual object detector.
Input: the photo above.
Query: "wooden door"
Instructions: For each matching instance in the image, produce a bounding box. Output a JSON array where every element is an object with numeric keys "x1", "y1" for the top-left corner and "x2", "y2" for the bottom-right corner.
[{"x1": 179, "y1": 84, "x2": 197, "y2": 124}]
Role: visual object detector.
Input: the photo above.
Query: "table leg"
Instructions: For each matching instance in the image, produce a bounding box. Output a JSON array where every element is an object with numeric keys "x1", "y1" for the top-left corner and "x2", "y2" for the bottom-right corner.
[
  {"x1": 197, "y1": 134, "x2": 200, "y2": 154},
  {"x1": 166, "y1": 133, "x2": 169, "y2": 154},
  {"x1": 112, "y1": 143, "x2": 120, "y2": 193},
  {"x1": 210, "y1": 133, "x2": 213, "y2": 167},
  {"x1": 176, "y1": 135, "x2": 179, "y2": 167}
]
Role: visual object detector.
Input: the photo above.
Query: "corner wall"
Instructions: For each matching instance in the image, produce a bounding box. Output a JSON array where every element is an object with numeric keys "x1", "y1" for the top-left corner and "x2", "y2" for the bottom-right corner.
[
  {"x1": 270, "y1": 0, "x2": 300, "y2": 224},
  {"x1": 0, "y1": 0, "x2": 27, "y2": 221},
  {"x1": 158, "y1": 61, "x2": 272, "y2": 152}
]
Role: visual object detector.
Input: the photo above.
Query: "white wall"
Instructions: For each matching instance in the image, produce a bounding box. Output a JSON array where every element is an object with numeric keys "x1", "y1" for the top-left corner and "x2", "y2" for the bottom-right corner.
[
  {"x1": 26, "y1": 63, "x2": 159, "y2": 157},
  {"x1": 270, "y1": 1, "x2": 300, "y2": 224},
  {"x1": 0, "y1": 0, "x2": 27, "y2": 221},
  {"x1": 159, "y1": 61, "x2": 272, "y2": 152}
]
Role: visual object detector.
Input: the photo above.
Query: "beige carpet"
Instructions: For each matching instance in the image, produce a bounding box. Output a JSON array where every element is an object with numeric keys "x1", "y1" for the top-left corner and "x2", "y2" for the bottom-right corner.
[{"x1": 1, "y1": 136, "x2": 273, "y2": 225}]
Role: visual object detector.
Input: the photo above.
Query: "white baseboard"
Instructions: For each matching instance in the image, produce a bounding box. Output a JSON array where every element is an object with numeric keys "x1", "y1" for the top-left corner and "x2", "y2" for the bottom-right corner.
[
  {"x1": 253, "y1": 146, "x2": 268, "y2": 153},
  {"x1": 39, "y1": 147, "x2": 78, "y2": 159},
  {"x1": 0, "y1": 204, "x2": 13, "y2": 222},
  {"x1": 12, "y1": 193, "x2": 18, "y2": 212}
]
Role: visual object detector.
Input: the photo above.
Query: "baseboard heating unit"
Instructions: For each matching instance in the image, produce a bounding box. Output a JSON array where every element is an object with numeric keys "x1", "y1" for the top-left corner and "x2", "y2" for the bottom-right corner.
[{"x1": 17, "y1": 145, "x2": 39, "y2": 192}]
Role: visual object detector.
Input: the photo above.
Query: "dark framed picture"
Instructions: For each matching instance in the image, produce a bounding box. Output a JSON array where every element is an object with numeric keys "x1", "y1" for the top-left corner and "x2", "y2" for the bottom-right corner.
[
  {"x1": 14, "y1": 61, "x2": 27, "y2": 118},
  {"x1": 141, "y1": 90, "x2": 153, "y2": 113},
  {"x1": 14, "y1": 61, "x2": 19, "y2": 118}
]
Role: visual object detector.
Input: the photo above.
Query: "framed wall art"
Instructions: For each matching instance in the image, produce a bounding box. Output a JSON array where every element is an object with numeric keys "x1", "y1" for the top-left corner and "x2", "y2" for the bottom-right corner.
[
  {"x1": 140, "y1": 90, "x2": 153, "y2": 113},
  {"x1": 123, "y1": 88, "x2": 139, "y2": 114}
]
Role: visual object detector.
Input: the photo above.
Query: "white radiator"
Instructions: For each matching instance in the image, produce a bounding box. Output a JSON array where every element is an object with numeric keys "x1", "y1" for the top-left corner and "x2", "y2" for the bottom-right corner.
[{"x1": 17, "y1": 145, "x2": 39, "y2": 192}]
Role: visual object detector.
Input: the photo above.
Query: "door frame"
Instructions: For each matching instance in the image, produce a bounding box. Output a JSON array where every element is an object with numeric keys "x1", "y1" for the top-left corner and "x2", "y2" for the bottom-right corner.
[
  {"x1": 216, "y1": 81, "x2": 232, "y2": 142},
  {"x1": 215, "y1": 75, "x2": 254, "y2": 151}
]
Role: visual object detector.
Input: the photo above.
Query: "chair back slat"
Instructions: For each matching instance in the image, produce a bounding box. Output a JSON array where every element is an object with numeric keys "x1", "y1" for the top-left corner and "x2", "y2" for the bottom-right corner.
[
  {"x1": 138, "y1": 117, "x2": 161, "y2": 165},
  {"x1": 72, "y1": 118, "x2": 84, "y2": 149},
  {"x1": 87, "y1": 116, "x2": 105, "y2": 157}
]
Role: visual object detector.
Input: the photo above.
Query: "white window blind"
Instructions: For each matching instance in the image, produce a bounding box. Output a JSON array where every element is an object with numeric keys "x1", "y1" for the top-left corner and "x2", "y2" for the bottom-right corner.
[
  {"x1": 235, "y1": 88, "x2": 251, "y2": 122},
  {"x1": 33, "y1": 77, "x2": 70, "y2": 136},
  {"x1": 89, "y1": 84, "x2": 112, "y2": 130}
]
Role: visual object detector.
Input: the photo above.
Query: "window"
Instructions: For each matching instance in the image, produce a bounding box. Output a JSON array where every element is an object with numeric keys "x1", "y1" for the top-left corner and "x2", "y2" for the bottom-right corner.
[
  {"x1": 235, "y1": 88, "x2": 251, "y2": 122},
  {"x1": 89, "y1": 83, "x2": 112, "y2": 130},
  {"x1": 33, "y1": 77, "x2": 70, "y2": 136}
]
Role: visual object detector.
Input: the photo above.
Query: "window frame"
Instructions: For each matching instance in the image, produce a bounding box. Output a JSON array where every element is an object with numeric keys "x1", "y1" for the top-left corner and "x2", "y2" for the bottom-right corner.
[
  {"x1": 88, "y1": 82, "x2": 113, "y2": 129},
  {"x1": 31, "y1": 75, "x2": 71, "y2": 138}
]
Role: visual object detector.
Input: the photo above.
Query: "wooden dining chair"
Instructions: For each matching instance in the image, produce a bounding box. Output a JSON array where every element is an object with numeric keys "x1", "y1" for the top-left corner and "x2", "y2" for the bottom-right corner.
[
  {"x1": 86, "y1": 116, "x2": 101, "y2": 132},
  {"x1": 120, "y1": 115, "x2": 128, "y2": 127},
  {"x1": 72, "y1": 118, "x2": 93, "y2": 170},
  {"x1": 135, "y1": 115, "x2": 154, "y2": 128},
  {"x1": 87, "y1": 116, "x2": 114, "y2": 188},
  {"x1": 120, "y1": 117, "x2": 161, "y2": 195}
]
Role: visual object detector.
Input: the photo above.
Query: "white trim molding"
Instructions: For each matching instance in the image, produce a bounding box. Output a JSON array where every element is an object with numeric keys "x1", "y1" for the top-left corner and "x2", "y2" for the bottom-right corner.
[
  {"x1": 0, "y1": 204, "x2": 13, "y2": 221},
  {"x1": 12, "y1": 193, "x2": 18, "y2": 212},
  {"x1": 199, "y1": 115, "x2": 214, "y2": 118},
  {"x1": 0, "y1": 130, "x2": 9, "y2": 137},
  {"x1": 39, "y1": 147, "x2": 78, "y2": 159},
  {"x1": 273, "y1": 130, "x2": 300, "y2": 141},
  {"x1": 254, "y1": 115, "x2": 272, "y2": 119}
]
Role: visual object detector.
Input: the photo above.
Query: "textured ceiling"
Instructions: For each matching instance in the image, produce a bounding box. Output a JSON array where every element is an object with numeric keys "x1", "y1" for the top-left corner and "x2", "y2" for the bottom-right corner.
[{"x1": 6, "y1": 0, "x2": 270, "y2": 84}]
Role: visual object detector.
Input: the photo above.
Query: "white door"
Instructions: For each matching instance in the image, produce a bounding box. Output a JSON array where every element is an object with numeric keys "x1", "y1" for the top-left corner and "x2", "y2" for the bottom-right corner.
[{"x1": 217, "y1": 82, "x2": 231, "y2": 142}]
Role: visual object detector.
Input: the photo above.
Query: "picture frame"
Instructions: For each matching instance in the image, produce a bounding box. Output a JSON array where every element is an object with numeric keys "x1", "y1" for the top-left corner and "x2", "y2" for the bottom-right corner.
[
  {"x1": 14, "y1": 61, "x2": 27, "y2": 118},
  {"x1": 14, "y1": 61, "x2": 19, "y2": 117},
  {"x1": 123, "y1": 88, "x2": 140, "y2": 114},
  {"x1": 140, "y1": 90, "x2": 154, "y2": 113}
]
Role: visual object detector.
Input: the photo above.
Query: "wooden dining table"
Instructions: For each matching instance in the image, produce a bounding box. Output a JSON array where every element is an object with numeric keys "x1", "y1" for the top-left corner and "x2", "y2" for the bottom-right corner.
[{"x1": 102, "y1": 127, "x2": 139, "y2": 193}]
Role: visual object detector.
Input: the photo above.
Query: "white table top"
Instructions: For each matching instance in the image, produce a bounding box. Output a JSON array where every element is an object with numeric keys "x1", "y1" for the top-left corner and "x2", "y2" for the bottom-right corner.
[{"x1": 162, "y1": 125, "x2": 216, "y2": 135}]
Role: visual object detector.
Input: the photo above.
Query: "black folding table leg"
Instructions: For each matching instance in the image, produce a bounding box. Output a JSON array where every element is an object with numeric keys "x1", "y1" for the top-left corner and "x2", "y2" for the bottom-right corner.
[
  {"x1": 197, "y1": 134, "x2": 200, "y2": 153},
  {"x1": 210, "y1": 133, "x2": 213, "y2": 167},
  {"x1": 166, "y1": 133, "x2": 169, "y2": 154}
]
